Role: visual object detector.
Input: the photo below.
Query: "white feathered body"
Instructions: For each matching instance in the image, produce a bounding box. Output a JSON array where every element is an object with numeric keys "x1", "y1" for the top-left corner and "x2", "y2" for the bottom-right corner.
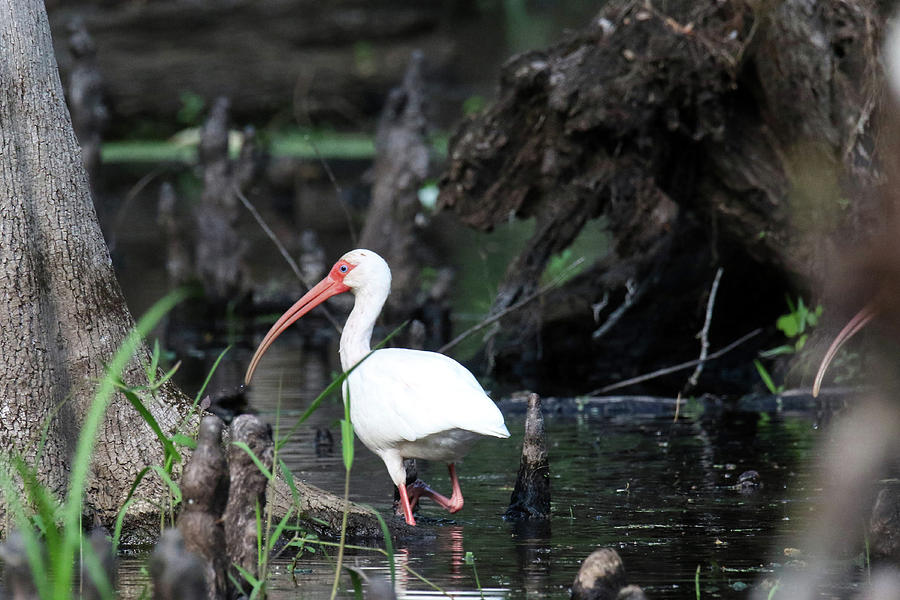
[{"x1": 343, "y1": 347, "x2": 510, "y2": 487}]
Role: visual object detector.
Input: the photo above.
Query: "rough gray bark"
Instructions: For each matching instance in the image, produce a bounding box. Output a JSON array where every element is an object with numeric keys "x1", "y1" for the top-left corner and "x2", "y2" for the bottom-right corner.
[{"x1": 0, "y1": 0, "x2": 193, "y2": 535}]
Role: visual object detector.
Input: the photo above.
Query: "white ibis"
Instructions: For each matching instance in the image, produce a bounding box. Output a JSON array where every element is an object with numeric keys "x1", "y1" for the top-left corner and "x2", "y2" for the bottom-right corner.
[{"x1": 244, "y1": 249, "x2": 510, "y2": 525}]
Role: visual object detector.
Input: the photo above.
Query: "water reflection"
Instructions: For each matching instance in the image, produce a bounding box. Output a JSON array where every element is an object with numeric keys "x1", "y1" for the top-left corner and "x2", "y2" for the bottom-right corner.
[{"x1": 510, "y1": 520, "x2": 552, "y2": 597}]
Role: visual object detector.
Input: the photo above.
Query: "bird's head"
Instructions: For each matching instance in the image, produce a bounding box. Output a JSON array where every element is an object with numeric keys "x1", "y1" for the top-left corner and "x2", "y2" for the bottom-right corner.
[
  {"x1": 334, "y1": 248, "x2": 391, "y2": 294},
  {"x1": 244, "y1": 249, "x2": 391, "y2": 384}
]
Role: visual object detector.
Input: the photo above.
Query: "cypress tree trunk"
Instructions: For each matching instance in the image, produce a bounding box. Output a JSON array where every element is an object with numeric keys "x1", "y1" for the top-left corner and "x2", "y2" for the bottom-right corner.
[{"x1": 0, "y1": 0, "x2": 192, "y2": 537}]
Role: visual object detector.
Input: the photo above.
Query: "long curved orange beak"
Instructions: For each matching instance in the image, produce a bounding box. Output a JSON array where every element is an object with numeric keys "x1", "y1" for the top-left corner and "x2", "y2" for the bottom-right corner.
[
  {"x1": 244, "y1": 275, "x2": 350, "y2": 385},
  {"x1": 812, "y1": 304, "x2": 876, "y2": 397}
]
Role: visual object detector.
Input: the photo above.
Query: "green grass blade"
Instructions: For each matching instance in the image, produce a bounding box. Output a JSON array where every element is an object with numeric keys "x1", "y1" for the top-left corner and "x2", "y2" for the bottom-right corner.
[
  {"x1": 232, "y1": 441, "x2": 274, "y2": 480},
  {"x1": 118, "y1": 385, "x2": 181, "y2": 465},
  {"x1": 171, "y1": 433, "x2": 198, "y2": 450},
  {"x1": 56, "y1": 289, "x2": 189, "y2": 598},
  {"x1": 81, "y1": 540, "x2": 115, "y2": 600},
  {"x1": 268, "y1": 507, "x2": 295, "y2": 556},
  {"x1": 149, "y1": 465, "x2": 182, "y2": 504},
  {"x1": 179, "y1": 345, "x2": 231, "y2": 432},
  {"x1": 0, "y1": 464, "x2": 53, "y2": 600},
  {"x1": 753, "y1": 359, "x2": 779, "y2": 395},
  {"x1": 347, "y1": 568, "x2": 364, "y2": 600},
  {"x1": 340, "y1": 419, "x2": 354, "y2": 471},
  {"x1": 278, "y1": 457, "x2": 301, "y2": 508},
  {"x1": 360, "y1": 504, "x2": 395, "y2": 586}
]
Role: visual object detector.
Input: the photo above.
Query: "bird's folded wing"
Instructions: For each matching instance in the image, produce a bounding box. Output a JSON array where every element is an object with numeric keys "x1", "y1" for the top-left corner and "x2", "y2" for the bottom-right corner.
[{"x1": 346, "y1": 348, "x2": 508, "y2": 447}]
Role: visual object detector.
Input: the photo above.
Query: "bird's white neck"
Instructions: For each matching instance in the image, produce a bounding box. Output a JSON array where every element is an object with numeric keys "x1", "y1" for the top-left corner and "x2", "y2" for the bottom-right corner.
[{"x1": 339, "y1": 283, "x2": 389, "y2": 371}]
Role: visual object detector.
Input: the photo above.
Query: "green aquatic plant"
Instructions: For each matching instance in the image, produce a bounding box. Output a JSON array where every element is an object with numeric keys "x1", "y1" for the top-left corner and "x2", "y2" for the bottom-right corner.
[
  {"x1": 465, "y1": 551, "x2": 486, "y2": 600},
  {"x1": 754, "y1": 296, "x2": 823, "y2": 393}
]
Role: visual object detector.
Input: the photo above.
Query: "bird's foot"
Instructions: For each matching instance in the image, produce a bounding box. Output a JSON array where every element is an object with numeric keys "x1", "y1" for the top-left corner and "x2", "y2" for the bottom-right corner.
[{"x1": 407, "y1": 479, "x2": 463, "y2": 513}]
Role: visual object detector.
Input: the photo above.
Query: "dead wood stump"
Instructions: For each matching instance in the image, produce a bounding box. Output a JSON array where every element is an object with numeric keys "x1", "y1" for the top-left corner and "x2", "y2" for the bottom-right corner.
[
  {"x1": 224, "y1": 414, "x2": 274, "y2": 590},
  {"x1": 505, "y1": 392, "x2": 550, "y2": 520},
  {"x1": 150, "y1": 528, "x2": 207, "y2": 600},
  {"x1": 572, "y1": 547, "x2": 646, "y2": 600},
  {"x1": 176, "y1": 415, "x2": 230, "y2": 600},
  {"x1": 438, "y1": 0, "x2": 885, "y2": 395},
  {"x1": 0, "y1": 531, "x2": 39, "y2": 600}
]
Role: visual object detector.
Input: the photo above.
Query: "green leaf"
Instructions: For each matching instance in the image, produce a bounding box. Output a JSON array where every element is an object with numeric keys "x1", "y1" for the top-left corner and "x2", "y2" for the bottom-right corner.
[
  {"x1": 150, "y1": 465, "x2": 182, "y2": 504},
  {"x1": 775, "y1": 313, "x2": 800, "y2": 338},
  {"x1": 118, "y1": 385, "x2": 181, "y2": 466},
  {"x1": 172, "y1": 433, "x2": 198, "y2": 450},
  {"x1": 753, "y1": 359, "x2": 781, "y2": 395},
  {"x1": 232, "y1": 441, "x2": 274, "y2": 480},
  {"x1": 757, "y1": 345, "x2": 796, "y2": 358},
  {"x1": 340, "y1": 419, "x2": 354, "y2": 471}
]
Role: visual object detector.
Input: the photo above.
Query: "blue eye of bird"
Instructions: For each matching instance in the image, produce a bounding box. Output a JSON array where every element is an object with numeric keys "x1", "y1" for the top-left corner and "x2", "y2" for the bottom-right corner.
[{"x1": 340, "y1": 265, "x2": 348, "y2": 273}]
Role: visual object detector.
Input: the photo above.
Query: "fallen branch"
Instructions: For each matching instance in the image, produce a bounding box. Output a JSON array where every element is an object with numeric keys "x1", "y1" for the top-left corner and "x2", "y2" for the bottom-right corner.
[
  {"x1": 589, "y1": 328, "x2": 762, "y2": 395},
  {"x1": 685, "y1": 267, "x2": 724, "y2": 391}
]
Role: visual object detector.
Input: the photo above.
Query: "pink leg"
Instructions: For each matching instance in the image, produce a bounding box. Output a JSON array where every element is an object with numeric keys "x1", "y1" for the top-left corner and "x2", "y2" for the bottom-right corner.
[
  {"x1": 446, "y1": 464, "x2": 464, "y2": 512},
  {"x1": 397, "y1": 483, "x2": 417, "y2": 526},
  {"x1": 404, "y1": 463, "x2": 464, "y2": 514}
]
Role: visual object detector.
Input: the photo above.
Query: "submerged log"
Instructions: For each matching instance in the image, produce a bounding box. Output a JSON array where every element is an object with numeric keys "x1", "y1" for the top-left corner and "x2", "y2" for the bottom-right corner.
[
  {"x1": 176, "y1": 416, "x2": 230, "y2": 600},
  {"x1": 505, "y1": 392, "x2": 550, "y2": 520},
  {"x1": 438, "y1": 0, "x2": 885, "y2": 395}
]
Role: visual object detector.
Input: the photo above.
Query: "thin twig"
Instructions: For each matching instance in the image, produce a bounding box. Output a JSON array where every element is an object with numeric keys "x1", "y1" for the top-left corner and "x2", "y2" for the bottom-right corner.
[
  {"x1": 686, "y1": 267, "x2": 723, "y2": 390},
  {"x1": 590, "y1": 328, "x2": 762, "y2": 395},
  {"x1": 234, "y1": 184, "x2": 342, "y2": 333},
  {"x1": 438, "y1": 257, "x2": 586, "y2": 354},
  {"x1": 592, "y1": 279, "x2": 641, "y2": 340}
]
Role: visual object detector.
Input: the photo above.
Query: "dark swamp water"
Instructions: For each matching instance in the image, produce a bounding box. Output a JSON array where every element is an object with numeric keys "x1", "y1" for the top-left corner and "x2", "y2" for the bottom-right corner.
[
  {"x1": 91, "y1": 159, "x2": 887, "y2": 599},
  {"x1": 117, "y1": 337, "x2": 858, "y2": 599}
]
